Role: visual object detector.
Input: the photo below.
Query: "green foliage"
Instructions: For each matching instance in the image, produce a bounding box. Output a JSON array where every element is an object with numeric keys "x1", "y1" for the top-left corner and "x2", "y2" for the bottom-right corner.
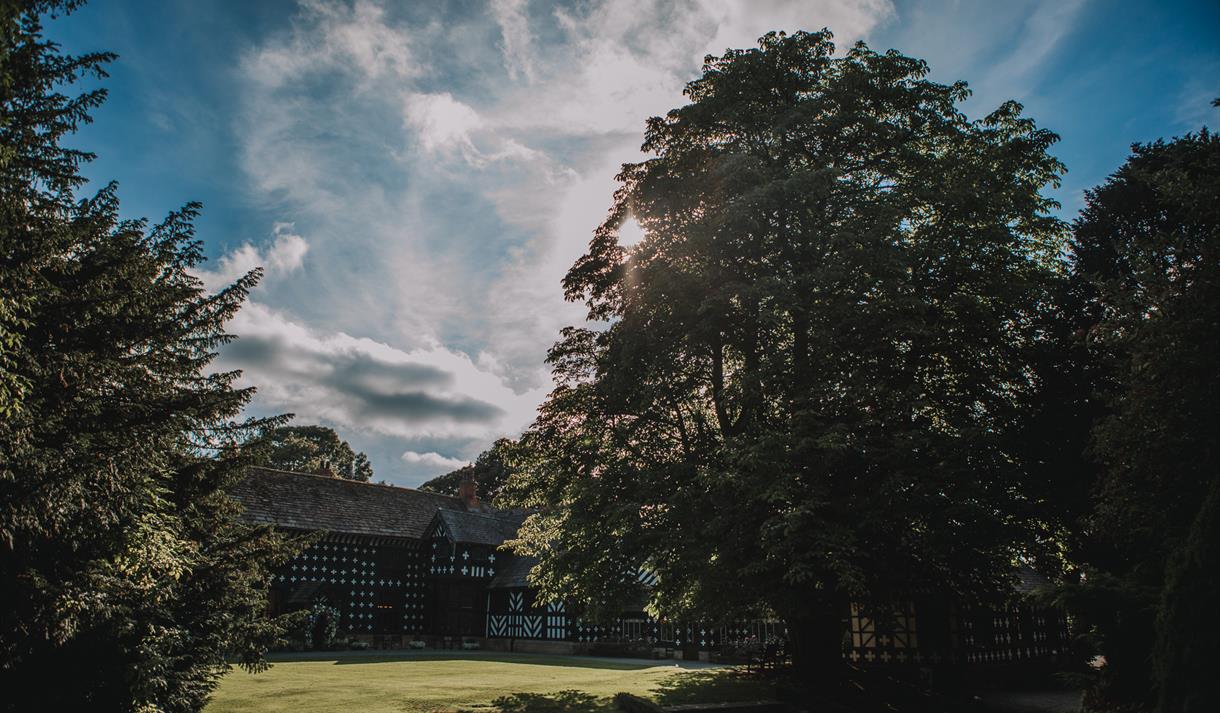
[
  {"x1": 0, "y1": 2, "x2": 302, "y2": 710},
  {"x1": 301, "y1": 601, "x2": 341, "y2": 651},
  {"x1": 1066, "y1": 129, "x2": 1220, "y2": 710},
  {"x1": 1155, "y1": 476, "x2": 1219, "y2": 713},
  {"x1": 504, "y1": 30, "x2": 1067, "y2": 665},
  {"x1": 419, "y1": 437, "x2": 516, "y2": 501},
  {"x1": 0, "y1": 0, "x2": 113, "y2": 417},
  {"x1": 251, "y1": 424, "x2": 374, "y2": 481}
]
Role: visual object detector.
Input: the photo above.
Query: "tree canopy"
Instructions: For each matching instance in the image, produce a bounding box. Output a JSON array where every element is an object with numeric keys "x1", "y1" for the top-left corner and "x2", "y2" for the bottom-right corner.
[
  {"x1": 1065, "y1": 128, "x2": 1219, "y2": 709},
  {"x1": 503, "y1": 30, "x2": 1068, "y2": 669},
  {"x1": 252, "y1": 424, "x2": 374, "y2": 481},
  {"x1": 0, "y1": 3, "x2": 299, "y2": 709},
  {"x1": 419, "y1": 438, "x2": 516, "y2": 501}
]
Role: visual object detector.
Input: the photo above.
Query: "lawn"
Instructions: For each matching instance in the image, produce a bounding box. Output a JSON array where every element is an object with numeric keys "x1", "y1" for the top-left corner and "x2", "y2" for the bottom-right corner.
[{"x1": 205, "y1": 651, "x2": 771, "y2": 713}]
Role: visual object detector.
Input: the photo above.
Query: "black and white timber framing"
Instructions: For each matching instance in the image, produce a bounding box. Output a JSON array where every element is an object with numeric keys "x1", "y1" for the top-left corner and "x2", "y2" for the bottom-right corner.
[{"x1": 231, "y1": 467, "x2": 1068, "y2": 664}]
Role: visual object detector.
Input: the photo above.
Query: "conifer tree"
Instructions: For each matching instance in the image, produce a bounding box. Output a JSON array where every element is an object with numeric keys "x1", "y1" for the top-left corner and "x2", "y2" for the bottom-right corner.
[{"x1": 1, "y1": 3, "x2": 300, "y2": 709}]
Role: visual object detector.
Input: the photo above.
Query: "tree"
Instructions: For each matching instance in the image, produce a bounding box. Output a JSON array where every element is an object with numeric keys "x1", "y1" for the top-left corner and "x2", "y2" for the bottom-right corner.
[
  {"x1": 503, "y1": 30, "x2": 1067, "y2": 673},
  {"x1": 1155, "y1": 475, "x2": 1219, "y2": 713},
  {"x1": 254, "y1": 424, "x2": 374, "y2": 481},
  {"x1": 1, "y1": 0, "x2": 109, "y2": 418},
  {"x1": 0, "y1": 3, "x2": 300, "y2": 709},
  {"x1": 1066, "y1": 128, "x2": 1219, "y2": 710},
  {"x1": 419, "y1": 438, "x2": 516, "y2": 501}
]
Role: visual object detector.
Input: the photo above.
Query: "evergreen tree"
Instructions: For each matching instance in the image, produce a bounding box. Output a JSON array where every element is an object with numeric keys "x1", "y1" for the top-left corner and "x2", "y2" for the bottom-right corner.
[
  {"x1": 504, "y1": 30, "x2": 1067, "y2": 673},
  {"x1": 0, "y1": 2, "x2": 301, "y2": 709}
]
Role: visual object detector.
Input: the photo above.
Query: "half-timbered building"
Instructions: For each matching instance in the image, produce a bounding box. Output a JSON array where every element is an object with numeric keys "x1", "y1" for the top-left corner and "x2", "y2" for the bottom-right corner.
[{"x1": 231, "y1": 466, "x2": 1067, "y2": 664}]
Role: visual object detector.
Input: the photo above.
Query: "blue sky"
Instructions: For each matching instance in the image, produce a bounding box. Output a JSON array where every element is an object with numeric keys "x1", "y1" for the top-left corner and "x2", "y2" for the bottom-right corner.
[{"x1": 54, "y1": 0, "x2": 1218, "y2": 486}]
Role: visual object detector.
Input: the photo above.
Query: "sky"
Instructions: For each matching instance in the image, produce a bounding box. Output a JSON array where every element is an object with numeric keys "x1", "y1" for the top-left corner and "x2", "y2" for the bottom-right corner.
[{"x1": 54, "y1": 0, "x2": 1218, "y2": 487}]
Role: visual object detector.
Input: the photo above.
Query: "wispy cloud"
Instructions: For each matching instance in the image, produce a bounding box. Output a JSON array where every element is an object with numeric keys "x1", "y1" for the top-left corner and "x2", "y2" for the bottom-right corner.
[
  {"x1": 224, "y1": 0, "x2": 894, "y2": 484},
  {"x1": 491, "y1": 0, "x2": 536, "y2": 82},
  {"x1": 1171, "y1": 63, "x2": 1220, "y2": 132},
  {"x1": 875, "y1": 0, "x2": 1089, "y2": 115},
  {"x1": 243, "y1": 0, "x2": 419, "y2": 89},
  {"x1": 980, "y1": 0, "x2": 1089, "y2": 102}
]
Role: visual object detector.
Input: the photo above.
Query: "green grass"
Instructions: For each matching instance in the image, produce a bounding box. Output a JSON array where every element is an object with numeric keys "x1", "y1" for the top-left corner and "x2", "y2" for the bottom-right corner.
[{"x1": 205, "y1": 652, "x2": 772, "y2": 713}]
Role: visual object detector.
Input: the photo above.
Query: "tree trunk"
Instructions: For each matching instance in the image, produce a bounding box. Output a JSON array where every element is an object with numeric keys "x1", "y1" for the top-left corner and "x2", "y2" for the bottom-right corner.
[{"x1": 786, "y1": 599, "x2": 848, "y2": 681}]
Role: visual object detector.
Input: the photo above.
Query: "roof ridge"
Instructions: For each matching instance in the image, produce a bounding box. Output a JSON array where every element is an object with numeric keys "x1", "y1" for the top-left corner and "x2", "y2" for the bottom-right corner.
[
  {"x1": 247, "y1": 466, "x2": 462, "y2": 500},
  {"x1": 440, "y1": 507, "x2": 520, "y2": 521}
]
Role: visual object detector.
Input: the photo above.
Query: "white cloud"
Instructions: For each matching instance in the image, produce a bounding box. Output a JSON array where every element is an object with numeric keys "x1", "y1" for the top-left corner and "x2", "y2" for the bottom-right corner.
[
  {"x1": 228, "y1": 0, "x2": 897, "y2": 482},
  {"x1": 195, "y1": 223, "x2": 309, "y2": 293},
  {"x1": 243, "y1": 0, "x2": 418, "y2": 88},
  {"x1": 491, "y1": 0, "x2": 536, "y2": 81},
  {"x1": 220, "y1": 302, "x2": 547, "y2": 442},
  {"x1": 403, "y1": 92, "x2": 484, "y2": 158},
  {"x1": 487, "y1": 0, "x2": 892, "y2": 136},
  {"x1": 401, "y1": 450, "x2": 469, "y2": 472},
  {"x1": 697, "y1": 0, "x2": 893, "y2": 59},
  {"x1": 402, "y1": 91, "x2": 547, "y2": 167}
]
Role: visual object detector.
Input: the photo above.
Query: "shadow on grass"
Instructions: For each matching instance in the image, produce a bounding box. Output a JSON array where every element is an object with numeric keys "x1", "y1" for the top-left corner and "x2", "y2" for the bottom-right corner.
[
  {"x1": 478, "y1": 670, "x2": 777, "y2": 713},
  {"x1": 650, "y1": 665, "x2": 991, "y2": 713},
  {"x1": 650, "y1": 668, "x2": 776, "y2": 705},
  {"x1": 482, "y1": 689, "x2": 612, "y2": 713},
  {"x1": 266, "y1": 651, "x2": 655, "y2": 671}
]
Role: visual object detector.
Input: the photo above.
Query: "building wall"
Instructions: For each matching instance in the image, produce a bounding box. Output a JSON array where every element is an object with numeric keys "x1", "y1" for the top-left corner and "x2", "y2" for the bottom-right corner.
[
  {"x1": 479, "y1": 592, "x2": 1068, "y2": 667},
  {"x1": 267, "y1": 530, "x2": 1067, "y2": 664},
  {"x1": 844, "y1": 599, "x2": 1070, "y2": 665},
  {"x1": 482, "y1": 589, "x2": 787, "y2": 651},
  {"x1": 486, "y1": 588, "x2": 570, "y2": 640},
  {"x1": 269, "y1": 534, "x2": 430, "y2": 638}
]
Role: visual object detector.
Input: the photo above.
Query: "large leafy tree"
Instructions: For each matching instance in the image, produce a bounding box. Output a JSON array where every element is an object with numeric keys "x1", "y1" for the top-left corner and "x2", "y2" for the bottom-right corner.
[
  {"x1": 504, "y1": 30, "x2": 1066, "y2": 671},
  {"x1": 255, "y1": 424, "x2": 374, "y2": 481},
  {"x1": 1066, "y1": 128, "x2": 1219, "y2": 710},
  {"x1": 0, "y1": 3, "x2": 299, "y2": 710},
  {"x1": 420, "y1": 437, "x2": 516, "y2": 501}
]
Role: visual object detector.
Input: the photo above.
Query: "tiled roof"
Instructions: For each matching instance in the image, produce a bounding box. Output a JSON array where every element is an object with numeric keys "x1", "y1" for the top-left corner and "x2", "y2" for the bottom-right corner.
[
  {"x1": 1014, "y1": 564, "x2": 1052, "y2": 596},
  {"x1": 489, "y1": 553, "x2": 537, "y2": 589},
  {"x1": 229, "y1": 467, "x2": 464, "y2": 540},
  {"x1": 434, "y1": 508, "x2": 526, "y2": 546}
]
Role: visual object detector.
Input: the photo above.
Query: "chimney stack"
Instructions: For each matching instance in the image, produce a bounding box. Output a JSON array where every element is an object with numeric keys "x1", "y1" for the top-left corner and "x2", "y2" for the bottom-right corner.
[{"x1": 458, "y1": 471, "x2": 480, "y2": 510}]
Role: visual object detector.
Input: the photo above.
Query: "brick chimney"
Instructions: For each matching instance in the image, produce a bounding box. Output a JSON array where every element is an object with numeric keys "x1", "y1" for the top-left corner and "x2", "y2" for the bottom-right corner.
[
  {"x1": 314, "y1": 459, "x2": 339, "y2": 478},
  {"x1": 458, "y1": 471, "x2": 480, "y2": 510}
]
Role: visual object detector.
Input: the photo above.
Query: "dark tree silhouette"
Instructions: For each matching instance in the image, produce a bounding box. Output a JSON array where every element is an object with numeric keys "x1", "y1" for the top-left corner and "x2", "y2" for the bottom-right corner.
[
  {"x1": 0, "y1": 3, "x2": 301, "y2": 710},
  {"x1": 1065, "y1": 128, "x2": 1219, "y2": 710},
  {"x1": 504, "y1": 30, "x2": 1067, "y2": 674}
]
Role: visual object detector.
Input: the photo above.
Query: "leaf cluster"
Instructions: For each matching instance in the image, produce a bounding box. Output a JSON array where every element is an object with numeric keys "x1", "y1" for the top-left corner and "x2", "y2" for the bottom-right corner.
[{"x1": 506, "y1": 30, "x2": 1069, "y2": 629}]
